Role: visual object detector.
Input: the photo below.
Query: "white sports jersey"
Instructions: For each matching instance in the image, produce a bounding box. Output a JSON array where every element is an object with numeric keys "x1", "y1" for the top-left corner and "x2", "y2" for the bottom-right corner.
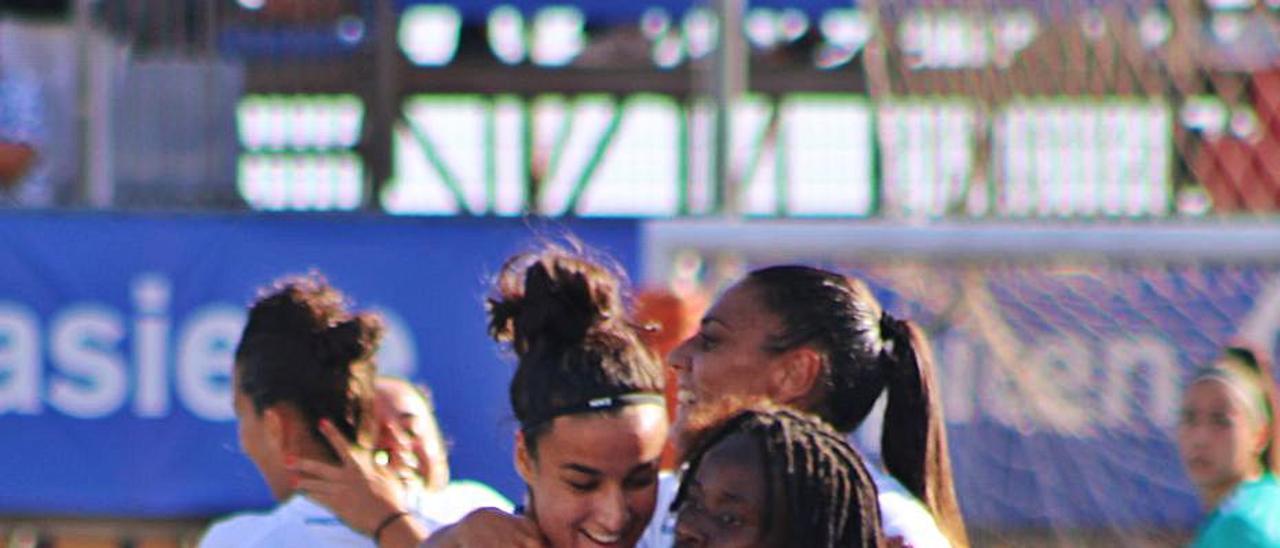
[
  {"x1": 637, "y1": 472, "x2": 680, "y2": 548},
  {"x1": 867, "y1": 465, "x2": 951, "y2": 548},
  {"x1": 199, "y1": 495, "x2": 441, "y2": 548},
  {"x1": 408, "y1": 479, "x2": 514, "y2": 526}
]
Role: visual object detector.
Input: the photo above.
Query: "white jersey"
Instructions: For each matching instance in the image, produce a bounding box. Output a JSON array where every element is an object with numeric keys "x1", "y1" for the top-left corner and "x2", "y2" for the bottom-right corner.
[
  {"x1": 637, "y1": 472, "x2": 680, "y2": 548},
  {"x1": 199, "y1": 495, "x2": 441, "y2": 548},
  {"x1": 637, "y1": 468, "x2": 949, "y2": 548},
  {"x1": 867, "y1": 465, "x2": 951, "y2": 548},
  {"x1": 408, "y1": 479, "x2": 515, "y2": 526}
]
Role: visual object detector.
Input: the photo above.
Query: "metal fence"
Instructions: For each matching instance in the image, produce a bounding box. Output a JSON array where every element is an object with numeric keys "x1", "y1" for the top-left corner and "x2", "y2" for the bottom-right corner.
[{"x1": 1, "y1": 0, "x2": 1278, "y2": 214}]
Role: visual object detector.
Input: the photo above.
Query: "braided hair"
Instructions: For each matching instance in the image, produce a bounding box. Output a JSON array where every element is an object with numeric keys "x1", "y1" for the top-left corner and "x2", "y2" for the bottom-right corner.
[{"x1": 674, "y1": 407, "x2": 884, "y2": 548}]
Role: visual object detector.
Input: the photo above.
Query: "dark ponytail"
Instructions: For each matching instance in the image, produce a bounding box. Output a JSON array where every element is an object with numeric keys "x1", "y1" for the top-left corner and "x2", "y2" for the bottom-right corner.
[
  {"x1": 878, "y1": 313, "x2": 966, "y2": 547},
  {"x1": 487, "y1": 246, "x2": 664, "y2": 454},
  {"x1": 746, "y1": 265, "x2": 968, "y2": 547},
  {"x1": 235, "y1": 274, "x2": 383, "y2": 461}
]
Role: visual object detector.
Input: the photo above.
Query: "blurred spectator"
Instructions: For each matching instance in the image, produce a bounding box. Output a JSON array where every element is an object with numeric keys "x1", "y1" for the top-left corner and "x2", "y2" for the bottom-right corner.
[
  {"x1": 1177, "y1": 346, "x2": 1280, "y2": 547},
  {"x1": 0, "y1": 56, "x2": 46, "y2": 203},
  {"x1": 0, "y1": 13, "x2": 78, "y2": 206}
]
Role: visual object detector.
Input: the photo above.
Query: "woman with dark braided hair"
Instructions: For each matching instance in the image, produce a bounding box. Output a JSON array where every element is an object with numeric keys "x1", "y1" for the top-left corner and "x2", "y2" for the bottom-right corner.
[
  {"x1": 656, "y1": 265, "x2": 965, "y2": 548},
  {"x1": 672, "y1": 406, "x2": 883, "y2": 548}
]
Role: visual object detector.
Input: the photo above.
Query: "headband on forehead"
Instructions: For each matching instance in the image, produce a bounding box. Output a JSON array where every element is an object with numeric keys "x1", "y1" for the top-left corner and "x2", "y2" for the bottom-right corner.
[
  {"x1": 1192, "y1": 363, "x2": 1270, "y2": 426},
  {"x1": 520, "y1": 392, "x2": 666, "y2": 432}
]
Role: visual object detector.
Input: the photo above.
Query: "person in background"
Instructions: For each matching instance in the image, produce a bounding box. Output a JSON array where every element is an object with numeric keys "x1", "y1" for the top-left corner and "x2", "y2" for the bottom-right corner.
[
  {"x1": 1177, "y1": 345, "x2": 1280, "y2": 547},
  {"x1": 200, "y1": 274, "x2": 437, "y2": 547},
  {"x1": 372, "y1": 376, "x2": 513, "y2": 525}
]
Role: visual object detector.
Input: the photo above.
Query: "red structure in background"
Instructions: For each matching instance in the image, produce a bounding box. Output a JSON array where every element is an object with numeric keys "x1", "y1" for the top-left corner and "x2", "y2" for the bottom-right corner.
[
  {"x1": 634, "y1": 288, "x2": 708, "y2": 470},
  {"x1": 1195, "y1": 69, "x2": 1280, "y2": 212}
]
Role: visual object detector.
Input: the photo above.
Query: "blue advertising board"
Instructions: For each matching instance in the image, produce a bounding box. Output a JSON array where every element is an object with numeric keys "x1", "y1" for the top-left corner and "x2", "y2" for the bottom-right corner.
[{"x1": 0, "y1": 212, "x2": 639, "y2": 517}]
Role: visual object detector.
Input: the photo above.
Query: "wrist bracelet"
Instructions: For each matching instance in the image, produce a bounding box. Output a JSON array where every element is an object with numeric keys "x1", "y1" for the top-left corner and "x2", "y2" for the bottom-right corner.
[{"x1": 373, "y1": 510, "x2": 411, "y2": 544}]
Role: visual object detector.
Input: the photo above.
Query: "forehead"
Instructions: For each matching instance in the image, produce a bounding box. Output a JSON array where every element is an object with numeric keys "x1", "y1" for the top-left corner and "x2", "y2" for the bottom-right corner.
[
  {"x1": 375, "y1": 382, "x2": 430, "y2": 417},
  {"x1": 1184, "y1": 379, "x2": 1241, "y2": 411},
  {"x1": 706, "y1": 282, "x2": 778, "y2": 331},
  {"x1": 537, "y1": 405, "x2": 668, "y2": 468},
  {"x1": 694, "y1": 431, "x2": 767, "y2": 498}
]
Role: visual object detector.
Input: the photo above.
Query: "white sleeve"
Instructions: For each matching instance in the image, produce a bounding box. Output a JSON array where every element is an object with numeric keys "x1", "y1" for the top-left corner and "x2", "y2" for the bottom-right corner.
[
  {"x1": 198, "y1": 515, "x2": 273, "y2": 548},
  {"x1": 878, "y1": 491, "x2": 951, "y2": 548},
  {"x1": 636, "y1": 472, "x2": 680, "y2": 548}
]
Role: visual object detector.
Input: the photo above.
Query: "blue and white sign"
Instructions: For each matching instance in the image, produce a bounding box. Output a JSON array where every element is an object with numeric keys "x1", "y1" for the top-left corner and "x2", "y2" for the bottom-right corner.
[{"x1": 0, "y1": 212, "x2": 639, "y2": 517}]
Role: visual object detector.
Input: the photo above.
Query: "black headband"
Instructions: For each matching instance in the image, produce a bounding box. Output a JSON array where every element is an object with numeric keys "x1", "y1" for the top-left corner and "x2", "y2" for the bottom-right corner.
[{"x1": 520, "y1": 392, "x2": 666, "y2": 432}]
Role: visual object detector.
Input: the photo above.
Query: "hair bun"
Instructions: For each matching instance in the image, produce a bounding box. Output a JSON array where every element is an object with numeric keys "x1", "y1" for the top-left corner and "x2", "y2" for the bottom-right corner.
[
  {"x1": 487, "y1": 249, "x2": 623, "y2": 357},
  {"x1": 317, "y1": 313, "x2": 384, "y2": 369}
]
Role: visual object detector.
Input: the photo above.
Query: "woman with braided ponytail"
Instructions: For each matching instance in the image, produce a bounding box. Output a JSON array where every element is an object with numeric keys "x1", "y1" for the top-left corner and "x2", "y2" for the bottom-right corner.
[
  {"x1": 660, "y1": 265, "x2": 965, "y2": 548},
  {"x1": 672, "y1": 406, "x2": 883, "y2": 548}
]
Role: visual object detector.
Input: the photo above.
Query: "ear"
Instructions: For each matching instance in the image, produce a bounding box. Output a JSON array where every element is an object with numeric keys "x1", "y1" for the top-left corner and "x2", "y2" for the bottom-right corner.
[
  {"x1": 1252, "y1": 421, "x2": 1273, "y2": 460},
  {"x1": 262, "y1": 406, "x2": 289, "y2": 458},
  {"x1": 768, "y1": 346, "x2": 824, "y2": 405},
  {"x1": 514, "y1": 430, "x2": 535, "y2": 484},
  {"x1": 264, "y1": 405, "x2": 303, "y2": 460}
]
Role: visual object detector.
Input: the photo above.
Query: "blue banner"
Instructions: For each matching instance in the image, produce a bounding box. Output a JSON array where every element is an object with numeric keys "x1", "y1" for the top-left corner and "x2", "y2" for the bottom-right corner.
[{"x1": 0, "y1": 212, "x2": 639, "y2": 517}]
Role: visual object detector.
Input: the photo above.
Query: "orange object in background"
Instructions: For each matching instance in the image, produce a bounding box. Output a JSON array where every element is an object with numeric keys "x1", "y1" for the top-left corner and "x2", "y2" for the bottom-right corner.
[
  {"x1": 1189, "y1": 68, "x2": 1280, "y2": 213},
  {"x1": 634, "y1": 288, "x2": 708, "y2": 470}
]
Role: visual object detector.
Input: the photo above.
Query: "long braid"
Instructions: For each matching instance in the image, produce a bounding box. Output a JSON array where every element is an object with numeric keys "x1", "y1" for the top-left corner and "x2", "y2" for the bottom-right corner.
[{"x1": 674, "y1": 408, "x2": 884, "y2": 548}]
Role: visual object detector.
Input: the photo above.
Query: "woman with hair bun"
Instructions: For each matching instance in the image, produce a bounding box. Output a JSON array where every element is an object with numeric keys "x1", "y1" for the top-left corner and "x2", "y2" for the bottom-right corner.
[
  {"x1": 479, "y1": 247, "x2": 670, "y2": 548},
  {"x1": 199, "y1": 275, "x2": 433, "y2": 547}
]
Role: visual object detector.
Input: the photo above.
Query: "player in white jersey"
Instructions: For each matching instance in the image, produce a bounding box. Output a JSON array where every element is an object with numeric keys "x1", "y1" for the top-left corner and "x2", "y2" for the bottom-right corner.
[
  {"x1": 671, "y1": 406, "x2": 883, "y2": 547},
  {"x1": 198, "y1": 275, "x2": 438, "y2": 548},
  {"x1": 654, "y1": 265, "x2": 964, "y2": 547}
]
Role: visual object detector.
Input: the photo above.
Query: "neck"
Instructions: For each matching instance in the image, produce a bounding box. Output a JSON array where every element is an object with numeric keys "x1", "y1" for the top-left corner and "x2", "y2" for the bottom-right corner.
[{"x1": 1202, "y1": 469, "x2": 1263, "y2": 510}]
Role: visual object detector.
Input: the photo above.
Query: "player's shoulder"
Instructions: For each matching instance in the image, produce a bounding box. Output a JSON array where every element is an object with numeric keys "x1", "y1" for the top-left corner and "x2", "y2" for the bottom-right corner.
[{"x1": 198, "y1": 507, "x2": 284, "y2": 548}]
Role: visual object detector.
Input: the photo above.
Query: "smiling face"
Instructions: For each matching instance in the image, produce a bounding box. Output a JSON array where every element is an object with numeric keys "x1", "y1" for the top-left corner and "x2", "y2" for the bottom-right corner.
[
  {"x1": 673, "y1": 431, "x2": 783, "y2": 548},
  {"x1": 667, "y1": 282, "x2": 788, "y2": 454},
  {"x1": 374, "y1": 380, "x2": 449, "y2": 489},
  {"x1": 517, "y1": 404, "x2": 669, "y2": 548},
  {"x1": 1177, "y1": 375, "x2": 1267, "y2": 499}
]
